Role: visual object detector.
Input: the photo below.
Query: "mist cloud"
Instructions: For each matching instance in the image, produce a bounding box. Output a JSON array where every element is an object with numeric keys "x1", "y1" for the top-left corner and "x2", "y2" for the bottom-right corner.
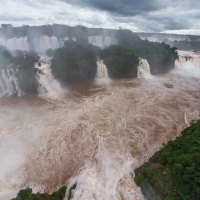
[{"x1": 65, "y1": 0, "x2": 159, "y2": 16}]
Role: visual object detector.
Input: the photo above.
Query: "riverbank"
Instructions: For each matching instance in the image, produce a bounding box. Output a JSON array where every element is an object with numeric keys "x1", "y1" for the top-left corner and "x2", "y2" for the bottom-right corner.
[{"x1": 135, "y1": 120, "x2": 200, "y2": 200}]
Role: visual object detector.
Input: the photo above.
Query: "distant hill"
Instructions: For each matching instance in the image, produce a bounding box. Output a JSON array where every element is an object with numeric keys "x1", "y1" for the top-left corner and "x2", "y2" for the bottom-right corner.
[{"x1": 139, "y1": 32, "x2": 200, "y2": 51}]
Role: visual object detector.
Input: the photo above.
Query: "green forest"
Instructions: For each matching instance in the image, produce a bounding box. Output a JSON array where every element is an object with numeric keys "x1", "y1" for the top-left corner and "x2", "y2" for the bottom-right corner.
[
  {"x1": 135, "y1": 120, "x2": 200, "y2": 200},
  {"x1": 116, "y1": 29, "x2": 178, "y2": 74},
  {"x1": 100, "y1": 45, "x2": 139, "y2": 79},
  {"x1": 50, "y1": 36, "x2": 177, "y2": 84},
  {"x1": 51, "y1": 41, "x2": 97, "y2": 84},
  {"x1": 12, "y1": 186, "x2": 67, "y2": 200}
]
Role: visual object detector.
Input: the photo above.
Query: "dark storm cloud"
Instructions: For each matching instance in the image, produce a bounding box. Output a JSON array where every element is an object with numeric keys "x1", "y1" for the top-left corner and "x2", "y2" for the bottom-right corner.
[
  {"x1": 0, "y1": 0, "x2": 200, "y2": 34},
  {"x1": 59, "y1": 0, "x2": 200, "y2": 34},
  {"x1": 65, "y1": 0, "x2": 159, "y2": 16}
]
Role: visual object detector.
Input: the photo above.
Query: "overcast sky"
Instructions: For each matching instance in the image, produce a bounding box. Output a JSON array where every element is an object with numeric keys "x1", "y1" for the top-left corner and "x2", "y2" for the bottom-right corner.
[{"x1": 0, "y1": 0, "x2": 200, "y2": 35}]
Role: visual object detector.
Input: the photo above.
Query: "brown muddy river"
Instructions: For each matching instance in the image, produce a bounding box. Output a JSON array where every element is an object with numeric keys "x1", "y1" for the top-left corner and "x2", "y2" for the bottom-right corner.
[{"x1": 0, "y1": 73, "x2": 200, "y2": 200}]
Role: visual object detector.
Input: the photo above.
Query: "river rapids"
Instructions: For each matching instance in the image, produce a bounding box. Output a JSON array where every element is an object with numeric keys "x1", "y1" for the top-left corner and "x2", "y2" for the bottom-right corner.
[{"x1": 0, "y1": 61, "x2": 200, "y2": 199}]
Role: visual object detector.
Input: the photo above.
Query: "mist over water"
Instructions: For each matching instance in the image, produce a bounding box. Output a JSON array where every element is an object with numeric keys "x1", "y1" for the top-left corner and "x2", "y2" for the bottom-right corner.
[
  {"x1": 0, "y1": 59, "x2": 200, "y2": 199},
  {"x1": 175, "y1": 50, "x2": 200, "y2": 78}
]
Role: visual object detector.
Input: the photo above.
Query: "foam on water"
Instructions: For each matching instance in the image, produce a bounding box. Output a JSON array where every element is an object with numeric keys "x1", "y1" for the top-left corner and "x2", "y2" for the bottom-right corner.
[{"x1": 0, "y1": 72, "x2": 200, "y2": 199}]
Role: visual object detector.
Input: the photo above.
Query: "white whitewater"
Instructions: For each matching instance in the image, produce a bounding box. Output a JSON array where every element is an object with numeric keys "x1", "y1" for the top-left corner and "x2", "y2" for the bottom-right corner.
[
  {"x1": 0, "y1": 65, "x2": 23, "y2": 96},
  {"x1": 137, "y1": 58, "x2": 152, "y2": 79},
  {"x1": 96, "y1": 60, "x2": 111, "y2": 85},
  {"x1": 175, "y1": 50, "x2": 200, "y2": 78},
  {"x1": 35, "y1": 57, "x2": 64, "y2": 99}
]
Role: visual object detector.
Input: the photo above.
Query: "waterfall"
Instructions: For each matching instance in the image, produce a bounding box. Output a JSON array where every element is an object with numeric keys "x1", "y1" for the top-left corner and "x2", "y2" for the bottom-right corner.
[
  {"x1": 88, "y1": 36, "x2": 117, "y2": 49},
  {"x1": 175, "y1": 50, "x2": 200, "y2": 68},
  {"x1": 35, "y1": 57, "x2": 64, "y2": 98},
  {"x1": 0, "y1": 36, "x2": 61, "y2": 52},
  {"x1": 88, "y1": 36, "x2": 104, "y2": 48},
  {"x1": 0, "y1": 65, "x2": 23, "y2": 97},
  {"x1": 39, "y1": 36, "x2": 59, "y2": 51},
  {"x1": 33, "y1": 36, "x2": 60, "y2": 52},
  {"x1": 0, "y1": 37, "x2": 29, "y2": 51},
  {"x1": 137, "y1": 58, "x2": 152, "y2": 79},
  {"x1": 96, "y1": 60, "x2": 111, "y2": 85},
  {"x1": 175, "y1": 50, "x2": 200, "y2": 78}
]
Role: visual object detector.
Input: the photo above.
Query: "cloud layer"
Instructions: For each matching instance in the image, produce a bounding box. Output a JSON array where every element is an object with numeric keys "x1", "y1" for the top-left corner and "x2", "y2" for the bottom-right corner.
[{"x1": 0, "y1": 0, "x2": 200, "y2": 35}]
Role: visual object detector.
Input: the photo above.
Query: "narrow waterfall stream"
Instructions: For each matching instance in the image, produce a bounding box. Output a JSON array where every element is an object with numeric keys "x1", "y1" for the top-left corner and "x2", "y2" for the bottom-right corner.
[
  {"x1": 137, "y1": 58, "x2": 152, "y2": 79},
  {"x1": 35, "y1": 57, "x2": 64, "y2": 99},
  {"x1": 96, "y1": 60, "x2": 111, "y2": 85}
]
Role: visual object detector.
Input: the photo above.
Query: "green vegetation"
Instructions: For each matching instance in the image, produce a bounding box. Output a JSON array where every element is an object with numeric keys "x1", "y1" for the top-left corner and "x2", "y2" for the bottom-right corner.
[
  {"x1": 12, "y1": 186, "x2": 67, "y2": 200},
  {"x1": 51, "y1": 42, "x2": 139, "y2": 82},
  {"x1": 51, "y1": 41, "x2": 97, "y2": 85},
  {"x1": 0, "y1": 28, "x2": 179, "y2": 92},
  {"x1": 135, "y1": 120, "x2": 200, "y2": 200},
  {"x1": 0, "y1": 46, "x2": 38, "y2": 94},
  {"x1": 50, "y1": 30, "x2": 178, "y2": 83},
  {"x1": 11, "y1": 51, "x2": 39, "y2": 94},
  {"x1": 100, "y1": 45, "x2": 139, "y2": 79},
  {"x1": 116, "y1": 30, "x2": 178, "y2": 74}
]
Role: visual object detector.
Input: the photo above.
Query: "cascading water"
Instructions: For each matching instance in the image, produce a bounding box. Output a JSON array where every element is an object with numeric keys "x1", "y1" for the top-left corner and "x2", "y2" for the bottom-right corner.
[
  {"x1": 32, "y1": 36, "x2": 60, "y2": 52},
  {"x1": 0, "y1": 37, "x2": 29, "y2": 52},
  {"x1": 96, "y1": 60, "x2": 111, "y2": 85},
  {"x1": 39, "y1": 36, "x2": 59, "y2": 51},
  {"x1": 0, "y1": 35, "x2": 117, "y2": 53},
  {"x1": 0, "y1": 65, "x2": 23, "y2": 96},
  {"x1": 175, "y1": 50, "x2": 200, "y2": 78},
  {"x1": 0, "y1": 36, "x2": 60, "y2": 52},
  {"x1": 137, "y1": 58, "x2": 152, "y2": 79},
  {"x1": 35, "y1": 57, "x2": 64, "y2": 99},
  {"x1": 88, "y1": 36, "x2": 117, "y2": 49}
]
